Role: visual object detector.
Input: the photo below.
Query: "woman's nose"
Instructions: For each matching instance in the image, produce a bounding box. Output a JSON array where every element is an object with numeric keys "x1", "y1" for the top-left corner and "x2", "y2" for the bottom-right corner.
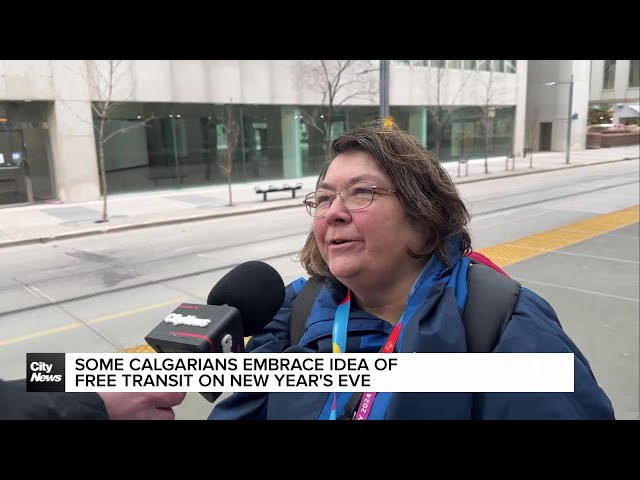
[{"x1": 323, "y1": 194, "x2": 350, "y2": 223}]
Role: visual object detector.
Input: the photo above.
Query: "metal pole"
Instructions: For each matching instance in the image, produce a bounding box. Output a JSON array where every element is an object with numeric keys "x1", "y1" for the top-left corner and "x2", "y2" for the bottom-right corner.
[
  {"x1": 19, "y1": 129, "x2": 34, "y2": 203},
  {"x1": 566, "y1": 74, "x2": 573, "y2": 164},
  {"x1": 379, "y1": 60, "x2": 390, "y2": 119}
]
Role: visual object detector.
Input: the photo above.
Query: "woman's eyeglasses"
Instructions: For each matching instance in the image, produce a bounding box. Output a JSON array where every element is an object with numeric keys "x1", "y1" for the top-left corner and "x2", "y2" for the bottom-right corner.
[{"x1": 303, "y1": 181, "x2": 396, "y2": 217}]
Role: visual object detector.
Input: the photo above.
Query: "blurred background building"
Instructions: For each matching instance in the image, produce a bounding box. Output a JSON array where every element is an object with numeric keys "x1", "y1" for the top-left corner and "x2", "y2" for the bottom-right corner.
[
  {"x1": 589, "y1": 60, "x2": 639, "y2": 126},
  {"x1": 0, "y1": 60, "x2": 637, "y2": 206}
]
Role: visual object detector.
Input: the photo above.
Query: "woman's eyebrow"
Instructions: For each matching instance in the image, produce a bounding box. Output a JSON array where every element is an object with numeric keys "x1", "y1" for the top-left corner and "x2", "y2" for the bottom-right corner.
[{"x1": 318, "y1": 174, "x2": 385, "y2": 190}]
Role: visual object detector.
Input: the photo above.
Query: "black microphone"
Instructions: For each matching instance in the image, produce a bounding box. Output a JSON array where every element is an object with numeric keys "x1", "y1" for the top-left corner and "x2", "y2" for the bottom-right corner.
[{"x1": 144, "y1": 261, "x2": 285, "y2": 402}]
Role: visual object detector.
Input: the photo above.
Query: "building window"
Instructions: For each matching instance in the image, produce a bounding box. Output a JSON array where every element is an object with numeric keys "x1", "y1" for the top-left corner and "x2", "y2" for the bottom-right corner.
[
  {"x1": 430, "y1": 60, "x2": 445, "y2": 68},
  {"x1": 411, "y1": 60, "x2": 428, "y2": 67},
  {"x1": 0, "y1": 101, "x2": 55, "y2": 204},
  {"x1": 603, "y1": 60, "x2": 616, "y2": 89},
  {"x1": 463, "y1": 60, "x2": 477, "y2": 70},
  {"x1": 391, "y1": 60, "x2": 410, "y2": 66},
  {"x1": 492, "y1": 60, "x2": 505, "y2": 72},
  {"x1": 629, "y1": 60, "x2": 639, "y2": 88},
  {"x1": 478, "y1": 60, "x2": 490, "y2": 71},
  {"x1": 505, "y1": 60, "x2": 517, "y2": 73},
  {"x1": 446, "y1": 60, "x2": 461, "y2": 69}
]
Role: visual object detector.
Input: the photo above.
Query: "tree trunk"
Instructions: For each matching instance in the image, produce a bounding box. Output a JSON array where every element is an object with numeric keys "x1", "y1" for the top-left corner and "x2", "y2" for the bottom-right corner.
[
  {"x1": 98, "y1": 117, "x2": 108, "y2": 223},
  {"x1": 434, "y1": 108, "x2": 443, "y2": 156},
  {"x1": 227, "y1": 173, "x2": 233, "y2": 206},
  {"x1": 484, "y1": 127, "x2": 489, "y2": 174},
  {"x1": 324, "y1": 108, "x2": 333, "y2": 156},
  {"x1": 434, "y1": 123, "x2": 441, "y2": 156}
]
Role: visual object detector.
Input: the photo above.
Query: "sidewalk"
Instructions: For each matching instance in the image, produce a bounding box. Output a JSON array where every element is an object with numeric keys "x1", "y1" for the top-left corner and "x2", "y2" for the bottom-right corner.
[{"x1": 1, "y1": 146, "x2": 638, "y2": 248}]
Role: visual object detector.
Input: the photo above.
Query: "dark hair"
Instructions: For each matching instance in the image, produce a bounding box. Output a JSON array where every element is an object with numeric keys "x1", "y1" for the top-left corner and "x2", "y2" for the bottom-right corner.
[{"x1": 299, "y1": 119, "x2": 471, "y2": 277}]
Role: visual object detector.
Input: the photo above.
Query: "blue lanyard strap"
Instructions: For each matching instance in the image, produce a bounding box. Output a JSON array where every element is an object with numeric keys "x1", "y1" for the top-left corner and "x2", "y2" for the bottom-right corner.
[
  {"x1": 329, "y1": 289, "x2": 351, "y2": 419},
  {"x1": 332, "y1": 289, "x2": 351, "y2": 353}
]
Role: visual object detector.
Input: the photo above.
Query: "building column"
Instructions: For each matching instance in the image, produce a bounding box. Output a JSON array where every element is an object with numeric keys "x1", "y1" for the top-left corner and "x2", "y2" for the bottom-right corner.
[
  {"x1": 408, "y1": 107, "x2": 427, "y2": 147},
  {"x1": 281, "y1": 106, "x2": 302, "y2": 178},
  {"x1": 48, "y1": 99, "x2": 100, "y2": 202},
  {"x1": 513, "y1": 60, "x2": 528, "y2": 157}
]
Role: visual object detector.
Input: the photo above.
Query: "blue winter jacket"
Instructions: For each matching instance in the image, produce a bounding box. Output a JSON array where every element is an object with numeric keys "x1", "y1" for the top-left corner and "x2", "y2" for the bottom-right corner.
[{"x1": 209, "y1": 238, "x2": 615, "y2": 420}]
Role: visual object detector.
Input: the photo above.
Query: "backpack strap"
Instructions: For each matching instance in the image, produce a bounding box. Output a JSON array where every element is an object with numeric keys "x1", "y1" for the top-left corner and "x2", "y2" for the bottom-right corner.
[
  {"x1": 289, "y1": 275, "x2": 325, "y2": 346},
  {"x1": 289, "y1": 264, "x2": 521, "y2": 352},
  {"x1": 463, "y1": 263, "x2": 521, "y2": 353}
]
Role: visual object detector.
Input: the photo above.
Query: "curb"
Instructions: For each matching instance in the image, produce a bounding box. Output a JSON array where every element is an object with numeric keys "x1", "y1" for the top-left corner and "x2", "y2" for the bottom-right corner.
[
  {"x1": 2, "y1": 156, "x2": 638, "y2": 249},
  {"x1": 0, "y1": 201, "x2": 304, "y2": 248}
]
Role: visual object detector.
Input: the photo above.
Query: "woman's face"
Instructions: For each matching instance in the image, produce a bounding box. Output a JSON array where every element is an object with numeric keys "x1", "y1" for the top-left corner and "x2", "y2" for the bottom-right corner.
[{"x1": 312, "y1": 151, "x2": 426, "y2": 287}]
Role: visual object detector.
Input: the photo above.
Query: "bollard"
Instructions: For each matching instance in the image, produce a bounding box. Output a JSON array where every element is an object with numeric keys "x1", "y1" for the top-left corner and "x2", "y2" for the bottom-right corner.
[
  {"x1": 457, "y1": 158, "x2": 468, "y2": 177},
  {"x1": 505, "y1": 153, "x2": 515, "y2": 171}
]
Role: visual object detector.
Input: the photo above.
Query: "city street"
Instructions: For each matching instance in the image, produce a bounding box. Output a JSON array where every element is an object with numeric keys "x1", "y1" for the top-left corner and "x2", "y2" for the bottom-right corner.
[{"x1": 1, "y1": 160, "x2": 638, "y2": 419}]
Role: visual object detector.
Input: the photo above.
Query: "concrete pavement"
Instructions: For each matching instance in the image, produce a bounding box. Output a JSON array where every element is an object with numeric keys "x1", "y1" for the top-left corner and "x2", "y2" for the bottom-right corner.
[{"x1": 0, "y1": 146, "x2": 637, "y2": 249}]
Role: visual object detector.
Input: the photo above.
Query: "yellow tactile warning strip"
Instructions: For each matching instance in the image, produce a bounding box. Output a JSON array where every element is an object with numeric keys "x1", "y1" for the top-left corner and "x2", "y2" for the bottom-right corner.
[
  {"x1": 477, "y1": 205, "x2": 639, "y2": 267},
  {"x1": 110, "y1": 204, "x2": 640, "y2": 354}
]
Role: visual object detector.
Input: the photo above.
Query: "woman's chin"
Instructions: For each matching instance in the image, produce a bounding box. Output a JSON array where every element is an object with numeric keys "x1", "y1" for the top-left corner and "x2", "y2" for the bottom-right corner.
[{"x1": 327, "y1": 259, "x2": 361, "y2": 281}]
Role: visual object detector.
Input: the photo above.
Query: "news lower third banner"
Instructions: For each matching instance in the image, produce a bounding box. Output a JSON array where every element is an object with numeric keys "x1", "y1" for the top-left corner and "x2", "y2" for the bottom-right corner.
[{"x1": 26, "y1": 352, "x2": 575, "y2": 393}]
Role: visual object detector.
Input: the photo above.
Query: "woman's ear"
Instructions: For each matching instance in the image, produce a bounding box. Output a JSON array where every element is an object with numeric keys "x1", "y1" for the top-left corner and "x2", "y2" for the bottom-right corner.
[{"x1": 406, "y1": 225, "x2": 435, "y2": 260}]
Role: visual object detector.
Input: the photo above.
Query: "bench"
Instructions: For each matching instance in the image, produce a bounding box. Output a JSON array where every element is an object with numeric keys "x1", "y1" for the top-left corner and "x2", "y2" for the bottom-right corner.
[{"x1": 254, "y1": 182, "x2": 303, "y2": 201}]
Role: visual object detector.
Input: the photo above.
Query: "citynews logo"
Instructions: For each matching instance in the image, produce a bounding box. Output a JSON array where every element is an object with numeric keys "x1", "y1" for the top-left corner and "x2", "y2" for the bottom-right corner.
[{"x1": 26, "y1": 353, "x2": 65, "y2": 392}]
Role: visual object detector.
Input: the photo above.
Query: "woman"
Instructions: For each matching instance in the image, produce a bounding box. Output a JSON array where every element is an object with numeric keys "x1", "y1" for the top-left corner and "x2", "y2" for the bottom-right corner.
[{"x1": 209, "y1": 120, "x2": 614, "y2": 420}]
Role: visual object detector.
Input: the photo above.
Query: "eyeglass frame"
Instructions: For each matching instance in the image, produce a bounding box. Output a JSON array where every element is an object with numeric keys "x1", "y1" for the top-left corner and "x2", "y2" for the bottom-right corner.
[{"x1": 302, "y1": 180, "x2": 397, "y2": 217}]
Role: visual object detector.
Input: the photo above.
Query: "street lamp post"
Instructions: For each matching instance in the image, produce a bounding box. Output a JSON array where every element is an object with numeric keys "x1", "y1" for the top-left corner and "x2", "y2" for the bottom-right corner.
[
  {"x1": 379, "y1": 60, "x2": 390, "y2": 119},
  {"x1": 545, "y1": 74, "x2": 574, "y2": 164}
]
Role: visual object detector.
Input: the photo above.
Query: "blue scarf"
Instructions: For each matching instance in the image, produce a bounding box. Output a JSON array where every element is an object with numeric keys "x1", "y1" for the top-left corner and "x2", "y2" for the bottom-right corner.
[{"x1": 310, "y1": 236, "x2": 473, "y2": 419}]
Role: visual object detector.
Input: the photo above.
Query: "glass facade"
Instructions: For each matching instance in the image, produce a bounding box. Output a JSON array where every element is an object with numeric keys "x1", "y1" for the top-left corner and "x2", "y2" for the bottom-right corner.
[
  {"x1": 96, "y1": 102, "x2": 516, "y2": 194},
  {"x1": 603, "y1": 60, "x2": 616, "y2": 90},
  {"x1": 0, "y1": 101, "x2": 55, "y2": 206},
  {"x1": 412, "y1": 60, "x2": 514, "y2": 73},
  {"x1": 629, "y1": 60, "x2": 639, "y2": 88},
  {"x1": 425, "y1": 106, "x2": 515, "y2": 160}
]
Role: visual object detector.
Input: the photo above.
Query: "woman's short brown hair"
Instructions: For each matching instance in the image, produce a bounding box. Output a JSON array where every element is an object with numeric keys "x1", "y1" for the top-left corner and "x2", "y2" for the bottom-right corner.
[{"x1": 299, "y1": 119, "x2": 471, "y2": 278}]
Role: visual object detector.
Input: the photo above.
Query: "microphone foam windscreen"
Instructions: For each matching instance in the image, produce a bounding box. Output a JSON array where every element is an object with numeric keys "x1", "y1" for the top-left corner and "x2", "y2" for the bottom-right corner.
[{"x1": 207, "y1": 261, "x2": 285, "y2": 336}]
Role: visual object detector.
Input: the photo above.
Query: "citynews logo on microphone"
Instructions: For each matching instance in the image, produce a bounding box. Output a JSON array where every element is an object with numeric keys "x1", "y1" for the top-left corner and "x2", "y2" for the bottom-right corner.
[{"x1": 26, "y1": 353, "x2": 65, "y2": 392}]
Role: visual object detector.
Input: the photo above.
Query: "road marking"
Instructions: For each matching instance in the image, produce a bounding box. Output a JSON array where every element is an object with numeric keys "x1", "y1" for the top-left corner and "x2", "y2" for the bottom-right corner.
[
  {"x1": 516, "y1": 278, "x2": 639, "y2": 302},
  {"x1": 24, "y1": 284, "x2": 56, "y2": 303},
  {"x1": 0, "y1": 297, "x2": 190, "y2": 346},
  {"x1": 545, "y1": 250, "x2": 638, "y2": 264}
]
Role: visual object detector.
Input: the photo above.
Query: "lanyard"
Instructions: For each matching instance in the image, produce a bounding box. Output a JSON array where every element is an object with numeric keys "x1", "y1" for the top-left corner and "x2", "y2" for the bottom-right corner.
[
  {"x1": 329, "y1": 290, "x2": 351, "y2": 420},
  {"x1": 329, "y1": 289, "x2": 402, "y2": 420},
  {"x1": 353, "y1": 321, "x2": 401, "y2": 420}
]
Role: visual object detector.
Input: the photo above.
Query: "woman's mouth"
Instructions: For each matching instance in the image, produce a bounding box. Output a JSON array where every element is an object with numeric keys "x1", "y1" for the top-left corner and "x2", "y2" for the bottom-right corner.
[{"x1": 328, "y1": 239, "x2": 362, "y2": 250}]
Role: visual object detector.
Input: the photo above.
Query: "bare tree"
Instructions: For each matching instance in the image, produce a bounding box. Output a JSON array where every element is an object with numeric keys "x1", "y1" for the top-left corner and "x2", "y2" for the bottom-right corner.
[
  {"x1": 298, "y1": 60, "x2": 378, "y2": 156},
  {"x1": 477, "y1": 62, "x2": 508, "y2": 173},
  {"x1": 79, "y1": 60, "x2": 155, "y2": 223},
  {"x1": 217, "y1": 104, "x2": 240, "y2": 207},
  {"x1": 429, "y1": 62, "x2": 472, "y2": 158},
  {"x1": 478, "y1": 67, "x2": 496, "y2": 174}
]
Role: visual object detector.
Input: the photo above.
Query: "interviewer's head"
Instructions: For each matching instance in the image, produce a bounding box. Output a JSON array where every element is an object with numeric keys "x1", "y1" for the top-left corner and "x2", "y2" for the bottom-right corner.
[{"x1": 299, "y1": 120, "x2": 471, "y2": 291}]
